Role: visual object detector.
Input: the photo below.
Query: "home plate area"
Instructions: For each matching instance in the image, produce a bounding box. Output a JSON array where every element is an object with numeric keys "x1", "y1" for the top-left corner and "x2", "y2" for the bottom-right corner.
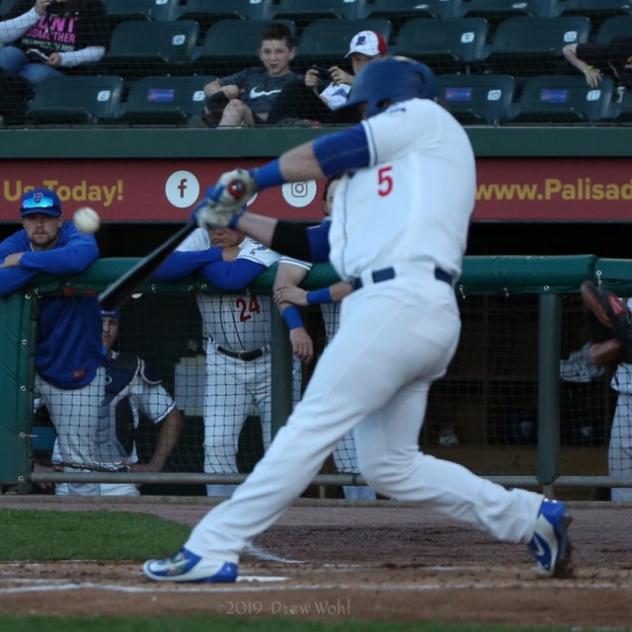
[{"x1": 0, "y1": 503, "x2": 631, "y2": 626}]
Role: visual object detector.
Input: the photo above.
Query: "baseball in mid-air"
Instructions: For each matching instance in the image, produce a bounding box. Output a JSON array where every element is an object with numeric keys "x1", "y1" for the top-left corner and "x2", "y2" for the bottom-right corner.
[{"x1": 73, "y1": 207, "x2": 101, "y2": 233}]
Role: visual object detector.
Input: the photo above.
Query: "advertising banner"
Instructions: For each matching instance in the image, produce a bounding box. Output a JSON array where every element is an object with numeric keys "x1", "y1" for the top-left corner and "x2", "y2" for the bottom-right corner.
[{"x1": 1, "y1": 157, "x2": 631, "y2": 223}]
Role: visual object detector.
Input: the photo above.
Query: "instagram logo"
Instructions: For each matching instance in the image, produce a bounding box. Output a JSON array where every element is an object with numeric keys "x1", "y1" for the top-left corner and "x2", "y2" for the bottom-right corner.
[{"x1": 282, "y1": 180, "x2": 317, "y2": 208}]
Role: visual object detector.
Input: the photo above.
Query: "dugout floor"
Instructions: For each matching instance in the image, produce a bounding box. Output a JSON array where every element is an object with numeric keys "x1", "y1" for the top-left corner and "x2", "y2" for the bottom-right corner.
[{"x1": 1, "y1": 497, "x2": 631, "y2": 627}]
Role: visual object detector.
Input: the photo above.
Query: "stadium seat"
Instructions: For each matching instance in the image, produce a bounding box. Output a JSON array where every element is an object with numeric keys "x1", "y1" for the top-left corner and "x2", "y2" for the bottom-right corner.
[
  {"x1": 104, "y1": 0, "x2": 178, "y2": 25},
  {"x1": 193, "y1": 20, "x2": 297, "y2": 76},
  {"x1": 100, "y1": 20, "x2": 200, "y2": 77},
  {"x1": 596, "y1": 15, "x2": 632, "y2": 45},
  {"x1": 610, "y1": 87, "x2": 632, "y2": 122},
  {"x1": 294, "y1": 19, "x2": 392, "y2": 71},
  {"x1": 0, "y1": 0, "x2": 16, "y2": 17},
  {"x1": 393, "y1": 18, "x2": 488, "y2": 74},
  {"x1": 507, "y1": 74, "x2": 615, "y2": 123},
  {"x1": 482, "y1": 16, "x2": 591, "y2": 76},
  {"x1": 358, "y1": 0, "x2": 461, "y2": 29},
  {"x1": 438, "y1": 74, "x2": 515, "y2": 124},
  {"x1": 118, "y1": 75, "x2": 213, "y2": 125},
  {"x1": 265, "y1": 0, "x2": 361, "y2": 26},
  {"x1": 459, "y1": 0, "x2": 558, "y2": 31},
  {"x1": 558, "y1": 1, "x2": 632, "y2": 30},
  {"x1": 24, "y1": 76, "x2": 124, "y2": 125},
  {"x1": 174, "y1": 0, "x2": 269, "y2": 35}
]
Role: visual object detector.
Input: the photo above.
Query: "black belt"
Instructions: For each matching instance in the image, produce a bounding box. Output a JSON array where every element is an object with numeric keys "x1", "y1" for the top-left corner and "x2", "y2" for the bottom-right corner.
[
  {"x1": 217, "y1": 346, "x2": 265, "y2": 361},
  {"x1": 351, "y1": 266, "x2": 453, "y2": 291}
]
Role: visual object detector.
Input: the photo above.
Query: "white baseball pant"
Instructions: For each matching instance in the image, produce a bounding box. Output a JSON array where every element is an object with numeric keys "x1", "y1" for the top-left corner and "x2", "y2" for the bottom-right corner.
[{"x1": 185, "y1": 265, "x2": 543, "y2": 563}]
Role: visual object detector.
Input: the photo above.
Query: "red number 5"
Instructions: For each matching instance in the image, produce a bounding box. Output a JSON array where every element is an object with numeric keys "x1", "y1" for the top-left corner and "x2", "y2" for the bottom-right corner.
[{"x1": 378, "y1": 166, "x2": 393, "y2": 197}]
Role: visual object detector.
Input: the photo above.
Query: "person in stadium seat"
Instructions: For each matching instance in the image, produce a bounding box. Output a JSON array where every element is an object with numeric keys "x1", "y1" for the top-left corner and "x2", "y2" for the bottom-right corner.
[
  {"x1": 202, "y1": 23, "x2": 299, "y2": 127},
  {"x1": 563, "y1": 39, "x2": 632, "y2": 89},
  {"x1": 266, "y1": 30, "x2": 388, "y2": 126},
  {"x1": 0, "y1": 0, "x2": 108, "y2": 87}
]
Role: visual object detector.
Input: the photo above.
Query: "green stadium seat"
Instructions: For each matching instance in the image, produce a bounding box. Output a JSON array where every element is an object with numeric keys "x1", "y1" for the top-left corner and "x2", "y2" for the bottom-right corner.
[
  {"x1": 99, "y1": 20, "x2": 200, "y2": 77},
  {"x1": 174, "y1": 0, "x2": 269, "y2": 35},
  {"x1": 193, "y1": 20, "x2": 297, "y2": 76},
  {"x1": 119, "y1": 75, "x2": 213, "y2": 125},
  {"x1": 358, "y1": 0, "x2": 461, "y2": 23},
  {"x1": 0, "y1": 0, "x2": 16, "y2": 17},
  {"x1": 558, "y1": 1, "x2": 632, "y2": 30},
  {"x1": 393, "y1": 18, "x2": 488, "y2": 74},
  {"x1": 265, "y1": 0, "x2": 361, "y2": 25},
  {"x1": 482, "y1": 16, "x2": 591, "y2": 76},
  {"x1": 459, "y1": 0, "x2": 557, "y2": 32},
  {"x1": 24, "y1": 76, "x2": 124, "y2": 125},
  {"x1": 507, "y1": 74, "x2": 615, "y2": 123},
  {"x1": 610, "y1": 87, "x2": 632, "y2": 122},
  {"x1": 294, "y1": 18, "x2": 392, "y2": 71},
  {"x1": 104, "y1": 0, "x2": 178, "y2": 24},
  {"x1": 438, "y1": 73, "x2": 515, "y2": 124},
  {"x1": 596, "y1": 15, "x2": 632, "y2": 45}
]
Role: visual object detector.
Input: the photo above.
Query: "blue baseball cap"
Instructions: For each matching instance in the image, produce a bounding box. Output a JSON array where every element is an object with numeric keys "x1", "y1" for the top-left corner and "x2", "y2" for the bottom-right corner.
[
  {"x1": 101, "y1": 308, "x2": 121, "y2": 321},
  {"x1": 20, "y1": 188, "x2": 62, "y2": 218}
]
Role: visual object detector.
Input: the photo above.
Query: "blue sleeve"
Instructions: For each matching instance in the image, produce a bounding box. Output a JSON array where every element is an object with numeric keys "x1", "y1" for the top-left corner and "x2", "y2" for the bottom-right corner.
[
  {"x1": 20, "y1": 226, "x2": 98, "y2": 275},
  {"x1": 153, "y1": 248, "x2": 223, "y2": 281},
  {"x1": 201, "y1": 258, "x2": 266, "y2": 292},
  {"x1": 312, "y1": 123, "x2": 370, "y2": 177},
  {"x1": 307, "y1": 221, "x2": 331, "y2": 263},
  {"x1": 0, "y1": 232, "x2": 28, "y2": 264},
  {"x1": 0, "y1": 267, "x2": 39, "y2": 297}
]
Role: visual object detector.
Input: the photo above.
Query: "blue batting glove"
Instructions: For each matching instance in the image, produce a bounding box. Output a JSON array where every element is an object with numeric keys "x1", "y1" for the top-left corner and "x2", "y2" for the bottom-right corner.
[{"x1": 205, "y1": 184, "x2": 225, "y2": 203}]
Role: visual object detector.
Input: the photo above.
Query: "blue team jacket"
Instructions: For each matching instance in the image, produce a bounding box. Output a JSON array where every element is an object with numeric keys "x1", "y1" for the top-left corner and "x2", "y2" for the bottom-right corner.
[{"x1": 0, "y1": 222, "x2": 105, "y2": 389}]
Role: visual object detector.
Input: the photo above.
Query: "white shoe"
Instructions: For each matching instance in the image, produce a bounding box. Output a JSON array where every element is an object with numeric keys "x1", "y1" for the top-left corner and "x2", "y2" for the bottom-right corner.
[{"x1": 142, "y1": 548, "x2": 238, "y2": 583}]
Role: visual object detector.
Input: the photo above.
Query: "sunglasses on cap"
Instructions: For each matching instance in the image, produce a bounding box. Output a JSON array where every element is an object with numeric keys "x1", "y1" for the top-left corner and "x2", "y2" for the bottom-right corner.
[{"x1": 21, "y1": 190, "x2": 62, "y2": 217}]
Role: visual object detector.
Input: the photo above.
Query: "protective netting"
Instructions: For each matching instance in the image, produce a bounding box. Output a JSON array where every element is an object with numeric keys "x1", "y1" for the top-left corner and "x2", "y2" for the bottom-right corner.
[
  {"x1": 29, "y1": 286, "x2": 628, "y2": 497},
  {"x1": 2, "y1": 0, "x2": 632, "y2": 127}
]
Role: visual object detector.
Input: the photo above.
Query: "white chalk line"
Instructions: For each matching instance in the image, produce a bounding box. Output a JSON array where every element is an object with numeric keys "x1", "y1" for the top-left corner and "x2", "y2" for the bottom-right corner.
[{"x1": 1, "y1": 579, "x2": 631, "y2": 596}]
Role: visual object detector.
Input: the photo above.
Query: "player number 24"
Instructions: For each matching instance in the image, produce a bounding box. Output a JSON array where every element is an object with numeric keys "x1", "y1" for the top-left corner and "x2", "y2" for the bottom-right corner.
[
  {"x1": 378, "y1": 166, "x2": 393, "y2": 197},
  {"x1": 236, "y1": 295, "x2": 261, "y2": 321}
]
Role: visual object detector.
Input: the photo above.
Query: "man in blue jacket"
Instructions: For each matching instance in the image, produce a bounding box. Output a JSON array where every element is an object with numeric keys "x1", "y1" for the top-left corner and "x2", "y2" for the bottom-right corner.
[{"x1": 0, "y1": 187, "x2": 108, "y2": 473}]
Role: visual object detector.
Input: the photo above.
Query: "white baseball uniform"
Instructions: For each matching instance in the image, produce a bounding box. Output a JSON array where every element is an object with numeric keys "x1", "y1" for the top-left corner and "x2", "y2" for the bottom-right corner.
[
  {"x1": 185, "y1": 98, "x2": 544, "y2": 563},
  {"x1": 280, "y1": 255, "x2": 376, "y2": 501},
  {"x1": 176, "y1": 229, "x2": 281, "y2": 496},
  {"x1": 51, "y1": 352, "x2": 176, "y2": 496}
]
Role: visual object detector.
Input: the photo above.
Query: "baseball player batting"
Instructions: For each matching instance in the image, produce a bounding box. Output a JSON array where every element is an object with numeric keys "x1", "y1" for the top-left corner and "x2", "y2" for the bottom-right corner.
[{"x1": 143, "y1": 57, "x2": 574, "y2": 583}]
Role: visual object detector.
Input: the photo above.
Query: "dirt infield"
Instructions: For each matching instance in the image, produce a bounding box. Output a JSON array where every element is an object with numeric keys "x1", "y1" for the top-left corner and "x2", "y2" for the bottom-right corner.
[{"x1": 1, "y1": 497, "x2": 631, "y2": 626}]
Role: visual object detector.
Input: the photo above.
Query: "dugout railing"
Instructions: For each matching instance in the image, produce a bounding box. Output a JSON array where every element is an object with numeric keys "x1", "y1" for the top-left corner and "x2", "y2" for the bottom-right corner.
[{"x1": 2, "y1": 254, "x2": 632, "y2": 497}]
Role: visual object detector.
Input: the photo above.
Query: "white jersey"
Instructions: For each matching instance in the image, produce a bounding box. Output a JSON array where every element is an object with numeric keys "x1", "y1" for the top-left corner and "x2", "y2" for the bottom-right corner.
[
  {"x1": 611, "y1": 298, "x2": 632, "y2": 394},
  {"x1": 328, "y1": 97, "x2": 476, "y2": 281},
  {"x1": 278, "y1": 255, "x2": 339, "y2": 340},
  {"x1": 178, "y1": 229, "x2": 280, "y2": 352}
]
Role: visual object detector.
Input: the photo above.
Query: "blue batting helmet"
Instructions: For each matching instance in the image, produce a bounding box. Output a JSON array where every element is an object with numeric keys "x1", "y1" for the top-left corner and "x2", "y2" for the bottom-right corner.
[{"x1": 341, "y1": 56, "x2": 437, "y2": 117}]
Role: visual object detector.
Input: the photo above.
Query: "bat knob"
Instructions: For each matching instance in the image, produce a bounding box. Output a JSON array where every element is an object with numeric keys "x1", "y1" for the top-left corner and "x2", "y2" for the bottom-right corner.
[{"x1": 227, "y1": 180, "x2": 245, "y2": 199}]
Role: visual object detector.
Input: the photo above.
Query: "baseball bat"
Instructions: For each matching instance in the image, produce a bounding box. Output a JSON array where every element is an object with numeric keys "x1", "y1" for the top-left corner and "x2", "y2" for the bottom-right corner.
[
  {"x1": 99, "y1": 222, "x2": 196, "y2": 310},
  {"x1": 99, "y1": 179, "x2": 246, "y2": 310}
]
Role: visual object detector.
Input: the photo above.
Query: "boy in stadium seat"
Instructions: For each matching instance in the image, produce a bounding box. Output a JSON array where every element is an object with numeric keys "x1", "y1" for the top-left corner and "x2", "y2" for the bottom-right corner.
[
  {"x1": 202, "y1": 23, "x2": 299, "y2": 127},
  {"x1": 563, "y1": 40, "x2": 632, "y2": 90},
  {"x1": 266, "y1": 30, "x2": 388, "y2": 126}
]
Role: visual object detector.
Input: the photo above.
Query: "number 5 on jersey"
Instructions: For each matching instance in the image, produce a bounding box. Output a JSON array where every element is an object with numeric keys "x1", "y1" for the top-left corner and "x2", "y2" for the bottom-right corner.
[{"x1": 378, "y1": 166, "x2": 393, "y2": 197}]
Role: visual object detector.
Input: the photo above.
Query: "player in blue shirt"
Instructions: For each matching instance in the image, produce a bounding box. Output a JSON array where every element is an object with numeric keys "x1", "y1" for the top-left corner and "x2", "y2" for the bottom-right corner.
[{"x1": 0, "y1": 187, "x2": 107, "y2": 472}]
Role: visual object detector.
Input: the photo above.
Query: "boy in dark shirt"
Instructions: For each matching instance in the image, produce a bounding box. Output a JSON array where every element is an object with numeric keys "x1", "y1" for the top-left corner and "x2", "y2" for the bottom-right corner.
[{"x1": 202, "y1": 23, "x2": 298, "y2": 127}]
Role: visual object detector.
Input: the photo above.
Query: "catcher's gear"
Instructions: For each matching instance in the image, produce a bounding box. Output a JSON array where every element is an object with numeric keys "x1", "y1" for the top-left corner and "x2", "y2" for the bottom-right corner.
[{"x1": 581, "y1": 281, "x2": 632, "y2": 363}]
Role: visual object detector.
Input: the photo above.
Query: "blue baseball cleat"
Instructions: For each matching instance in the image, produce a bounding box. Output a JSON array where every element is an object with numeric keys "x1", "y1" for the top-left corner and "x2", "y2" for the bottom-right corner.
[
  {"x1": 142, "y1": 548, "x2": 238, "y2": 583},
  {"x1": 528, "y1": 499, "x2": 574, "y2": 578}
]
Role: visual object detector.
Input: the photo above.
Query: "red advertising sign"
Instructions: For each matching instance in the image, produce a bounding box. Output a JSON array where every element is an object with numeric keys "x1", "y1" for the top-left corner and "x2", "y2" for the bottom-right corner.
[{"x1": 1, "y1": 157, "x2": 631, "y2": 223}]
